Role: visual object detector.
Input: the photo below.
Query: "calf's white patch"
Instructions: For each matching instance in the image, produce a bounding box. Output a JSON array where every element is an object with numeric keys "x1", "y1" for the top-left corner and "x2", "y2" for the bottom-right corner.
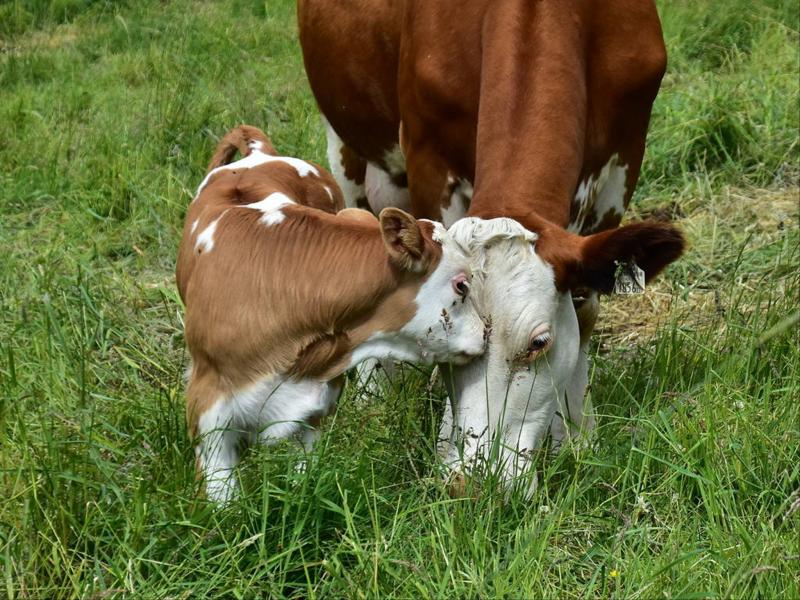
[
  {"x1": 242, "y1": 192, "x2": 295, "y2": 226},
  {"x1": 195, "y1": 212, "x2": 228, "y2": 253},
  {"x1": 194, "y1": 148, "x2": 319, "y2": 197}
]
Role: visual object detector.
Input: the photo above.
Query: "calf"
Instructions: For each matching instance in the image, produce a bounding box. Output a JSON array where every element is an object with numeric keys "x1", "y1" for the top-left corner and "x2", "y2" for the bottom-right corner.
[{"x1": 176, "y1": 126, "x2": 486, "y2": 503}]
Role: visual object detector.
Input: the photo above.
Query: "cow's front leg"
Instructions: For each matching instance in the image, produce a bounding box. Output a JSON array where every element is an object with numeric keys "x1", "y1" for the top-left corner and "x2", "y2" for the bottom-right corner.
[
  {"x1": 297, "y1": 376, "x2": 344, "y2": 454},
  {"x1": 401, "y1": 127, "x2": 451, "y2": 221}
]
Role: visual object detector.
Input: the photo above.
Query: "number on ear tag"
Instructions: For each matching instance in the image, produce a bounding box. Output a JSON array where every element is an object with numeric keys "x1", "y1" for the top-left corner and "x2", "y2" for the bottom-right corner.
[{"x1": 613, "y1": 260, "x2": 646, "y2": 295}]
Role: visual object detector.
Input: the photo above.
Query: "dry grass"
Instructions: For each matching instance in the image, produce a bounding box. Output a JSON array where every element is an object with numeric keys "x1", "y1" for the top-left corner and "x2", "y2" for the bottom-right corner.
[{"x1": 601, "y1": 186, "x2": 799, "y2": 348}]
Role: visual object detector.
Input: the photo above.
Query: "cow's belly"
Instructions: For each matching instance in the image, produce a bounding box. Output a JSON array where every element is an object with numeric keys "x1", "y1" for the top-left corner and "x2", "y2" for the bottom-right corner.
[
  {"x1": 338, "y1": 140, "x2": 628, "y2": 237},
  {"x1": 365, "y1": 160, "x2": 412, "y2": 213}
]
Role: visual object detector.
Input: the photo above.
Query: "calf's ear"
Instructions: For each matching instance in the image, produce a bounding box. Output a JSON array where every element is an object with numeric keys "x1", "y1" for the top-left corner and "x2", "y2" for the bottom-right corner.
[
  {"x1": 565, "y1": 221, "x2": 686, "y2": 293},
  {"x1": 379, "y1": 207, "x2": 426, "y2": 271}
]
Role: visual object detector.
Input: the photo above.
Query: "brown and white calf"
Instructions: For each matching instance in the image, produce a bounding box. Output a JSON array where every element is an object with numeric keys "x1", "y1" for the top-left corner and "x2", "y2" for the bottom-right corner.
[
  {"x1": 176, "y1": 125, "x2": 486, "y2": 503},
  {"x1": 298, "y1": 0, "x2": 685, "y2": 493}
]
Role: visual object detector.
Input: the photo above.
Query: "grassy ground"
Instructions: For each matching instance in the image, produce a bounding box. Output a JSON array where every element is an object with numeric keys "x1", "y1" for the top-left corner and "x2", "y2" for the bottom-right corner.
[{"x1": 1, "y1": 0, "x2": 798, "y2": 597}]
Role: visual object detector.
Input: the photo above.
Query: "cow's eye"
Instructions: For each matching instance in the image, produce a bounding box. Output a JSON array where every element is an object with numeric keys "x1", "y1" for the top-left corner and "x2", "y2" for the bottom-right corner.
[
  {"x1": 452, "y1": 274, "x2": 470, "y2": 298},
  {"x1": 527, "y1": 332, "x2": 552, "y2": 358}
]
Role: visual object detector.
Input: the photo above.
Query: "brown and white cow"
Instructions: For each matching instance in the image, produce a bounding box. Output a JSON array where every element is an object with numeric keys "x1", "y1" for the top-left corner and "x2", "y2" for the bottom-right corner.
[
  {"x1": 298, "y1": 0, "x2": 685, "y2": 493},
  {"x1": 176, "y1": 125, "x2": 486, "y2": 503}
]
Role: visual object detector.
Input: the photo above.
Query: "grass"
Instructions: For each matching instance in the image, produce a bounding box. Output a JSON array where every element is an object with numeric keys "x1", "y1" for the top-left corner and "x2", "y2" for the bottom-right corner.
[{"x1": 1, "y1": 0, "x2": 798, "y2": 597}]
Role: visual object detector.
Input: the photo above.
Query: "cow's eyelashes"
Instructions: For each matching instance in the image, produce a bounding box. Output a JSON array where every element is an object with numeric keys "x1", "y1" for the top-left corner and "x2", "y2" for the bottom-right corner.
[{"x1": 527, "y1": 332, "x2": 552, "y2": 357}]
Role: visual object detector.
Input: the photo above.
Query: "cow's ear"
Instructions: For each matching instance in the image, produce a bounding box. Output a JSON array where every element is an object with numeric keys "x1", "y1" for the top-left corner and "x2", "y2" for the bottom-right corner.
[
  {"x1": 566, "y1": 221, "x2": 686, "y2": 293},
  {"x1": 379, "y1": 207, "x2": 426, "y2": 271}
]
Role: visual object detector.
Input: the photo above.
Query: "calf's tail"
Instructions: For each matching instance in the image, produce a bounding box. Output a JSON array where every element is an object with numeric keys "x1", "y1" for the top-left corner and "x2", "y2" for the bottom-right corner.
[{"x1": 206, "y1": 124, "x2": 277, "y2": 172}]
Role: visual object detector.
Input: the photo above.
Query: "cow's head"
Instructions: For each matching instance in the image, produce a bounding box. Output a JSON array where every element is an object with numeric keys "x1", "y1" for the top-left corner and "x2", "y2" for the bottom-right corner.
[{"x1": 442, "y1": 217, "x2": 685, "y2": 493}]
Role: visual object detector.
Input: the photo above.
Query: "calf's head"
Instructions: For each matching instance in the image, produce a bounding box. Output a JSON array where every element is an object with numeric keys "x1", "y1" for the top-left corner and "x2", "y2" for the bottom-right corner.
[{"x1": 365, "y1": 208, "x2": 486, "y2": 366}]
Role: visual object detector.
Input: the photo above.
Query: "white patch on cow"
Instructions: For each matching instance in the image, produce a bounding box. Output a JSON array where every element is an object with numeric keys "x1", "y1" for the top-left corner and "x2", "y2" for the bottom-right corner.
[
  {"x1": 439, "y1": 217, "x2": 579, "y2": 498},
  {"x1": 323, "y1": 116, "x2": 365, "y2": 209},
  {"x1": 382, "y1": 144, "x2": 406, "y2": 177},
  {"x1": 242, "y1": 192, "x2": 295, "y2": 226},
  {"x1": 194, "y1": 149, "x2": 319, "y2": 198},
  {"x1": 195, "y1": 212, "x2": 227, "y2": 253},
  {"x1": 419, "y1": 218, "x2": 447, "y2": 244},
  {"x1": 195, "y1": 375, "x2": 341, "y2": 505},
  {"x1": 568, "y1": 154, "x2": 628, "y2": 233},
  {"x1": 365, "y1": 163, "x2": 411, "y2": 213},
  {"x1": 249, "y1": 139, "x2": 263, "y2": 152},
  {"x1": 190, "y1": 219, "x2": 199, "y2": 234},
  {"x1": 441, "y1": 178, "x2": 473, "y2": 228},
  {"x1": 324, "y1": 185, "x2": 333, "y2": 200}
]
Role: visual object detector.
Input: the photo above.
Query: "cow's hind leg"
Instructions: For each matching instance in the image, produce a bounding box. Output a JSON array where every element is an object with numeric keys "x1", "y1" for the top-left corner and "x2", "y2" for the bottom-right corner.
[{"x1": 323, "y1": 117, "x2": 369, "y2": 209}]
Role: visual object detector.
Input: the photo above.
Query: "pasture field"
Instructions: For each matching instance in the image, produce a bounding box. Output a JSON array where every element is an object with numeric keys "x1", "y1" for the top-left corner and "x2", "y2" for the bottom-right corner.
[{"x1": 1, "y1": 0, "x2": 798, "y2": 597}]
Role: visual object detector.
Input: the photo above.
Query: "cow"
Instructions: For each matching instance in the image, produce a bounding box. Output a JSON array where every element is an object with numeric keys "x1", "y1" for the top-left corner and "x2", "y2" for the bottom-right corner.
[
  {"x1": 176, "y1": 125, "x2": 487, "y2": 503},
  {"x1": 297, "y1": 0, "x2": 685, "y2": 494}
]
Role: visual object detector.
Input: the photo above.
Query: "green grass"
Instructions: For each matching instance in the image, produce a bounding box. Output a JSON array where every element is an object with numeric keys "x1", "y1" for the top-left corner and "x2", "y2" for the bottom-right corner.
[{"x1": 1, "y1": 0, "x2": 798, "y2": 597}]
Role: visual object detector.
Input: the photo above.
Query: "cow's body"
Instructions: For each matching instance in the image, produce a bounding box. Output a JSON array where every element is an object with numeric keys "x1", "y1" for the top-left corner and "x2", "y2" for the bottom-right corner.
[
  {"x1": 298, "y1": 0, "x2": 682, "y2": 493},
  {"x1": 299, "y1": 0, "x2": 666, "y2": 233},
  {"x1": 177, "y1": 126, "x2": 486, "y2": 503}
]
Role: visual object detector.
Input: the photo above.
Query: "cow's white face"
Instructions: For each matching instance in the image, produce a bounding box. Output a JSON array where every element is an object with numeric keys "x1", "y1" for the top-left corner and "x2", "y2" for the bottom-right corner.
[{"x1": 442, "y1": 217, "x2": 582, "y2": 495}]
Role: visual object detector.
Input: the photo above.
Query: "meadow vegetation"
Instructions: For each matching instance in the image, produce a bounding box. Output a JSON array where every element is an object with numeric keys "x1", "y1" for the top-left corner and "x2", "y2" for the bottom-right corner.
[{"x1": 1, "y1": 0, "x2": 798, "y2": 597}]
